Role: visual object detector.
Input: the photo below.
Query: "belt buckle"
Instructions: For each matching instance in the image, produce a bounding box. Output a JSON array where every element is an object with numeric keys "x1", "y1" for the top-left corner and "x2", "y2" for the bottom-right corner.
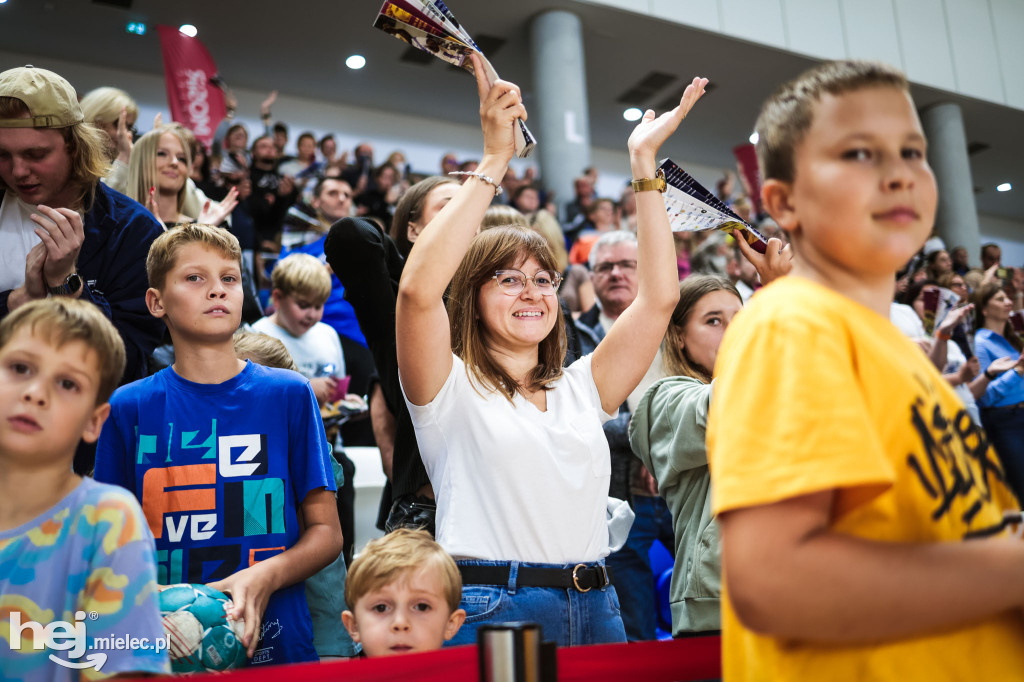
[{"x1": 572, "y1": 563, "x2": 591, "y2": 593}]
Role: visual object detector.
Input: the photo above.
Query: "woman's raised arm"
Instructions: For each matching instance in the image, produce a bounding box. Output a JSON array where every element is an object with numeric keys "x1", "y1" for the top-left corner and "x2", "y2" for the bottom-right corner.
[
  {"x1": 396, "y1": 54, "x2": 528, "y2": 406},
  {"x1": 592, "y1": 77, "x2": 708, "y2": 414}
]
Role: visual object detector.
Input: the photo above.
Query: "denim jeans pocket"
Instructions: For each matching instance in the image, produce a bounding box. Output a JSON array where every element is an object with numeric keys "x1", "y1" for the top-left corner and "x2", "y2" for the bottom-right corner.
[
  {"x1": 604, "y1": 585, "x2": 622, "y2": 616},
  {"x1": 460, "y1": 584, "x2": 510, "y2": 624}
]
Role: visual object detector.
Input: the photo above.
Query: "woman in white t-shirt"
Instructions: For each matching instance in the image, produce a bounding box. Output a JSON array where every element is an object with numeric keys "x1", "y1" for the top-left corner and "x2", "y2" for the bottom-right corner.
[{"x1": 396, "y1": 55, "x2": 707, "y2": 646}]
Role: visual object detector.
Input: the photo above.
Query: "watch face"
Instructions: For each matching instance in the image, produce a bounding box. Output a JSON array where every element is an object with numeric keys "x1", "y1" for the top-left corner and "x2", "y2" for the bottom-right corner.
[{"x1": 67, "y1": 273, "x2": 82, "y2": 293}]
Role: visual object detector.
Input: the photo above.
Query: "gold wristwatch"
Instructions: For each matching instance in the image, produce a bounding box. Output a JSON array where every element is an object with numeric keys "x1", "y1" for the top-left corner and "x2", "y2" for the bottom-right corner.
[{"x1": 631, "y1": 168, "x2": 667, "y2": 193}]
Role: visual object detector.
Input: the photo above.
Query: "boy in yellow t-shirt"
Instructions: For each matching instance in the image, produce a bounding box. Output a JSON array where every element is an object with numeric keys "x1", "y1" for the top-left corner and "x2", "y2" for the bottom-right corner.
[{"x1": 707, "y1": 60, "x2": 1024, "y2": 681}]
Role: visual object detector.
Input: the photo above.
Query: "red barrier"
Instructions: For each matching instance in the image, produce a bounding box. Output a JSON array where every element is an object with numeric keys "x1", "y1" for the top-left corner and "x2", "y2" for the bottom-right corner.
[{"x1": 135, "y1": 636, "x2": 720, "y2": 681}]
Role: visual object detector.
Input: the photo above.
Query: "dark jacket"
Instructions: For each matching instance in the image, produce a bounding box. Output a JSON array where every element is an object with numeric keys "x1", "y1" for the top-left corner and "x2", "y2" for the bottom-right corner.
[{"x1": 0, "y1": 183, "x2": 165, "y2": 385}]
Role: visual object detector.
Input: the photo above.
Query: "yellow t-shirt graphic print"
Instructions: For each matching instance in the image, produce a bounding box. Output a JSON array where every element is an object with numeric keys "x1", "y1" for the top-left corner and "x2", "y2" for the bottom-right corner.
[{"x1": 707, "y1": 276, "x2": 1024, "y2": 682}]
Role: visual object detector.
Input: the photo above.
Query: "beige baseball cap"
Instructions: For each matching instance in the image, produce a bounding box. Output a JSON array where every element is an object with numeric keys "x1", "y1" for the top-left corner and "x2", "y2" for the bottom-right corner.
[{"x1": 0, "y1": 65, "x2": 84, "y2": 129}]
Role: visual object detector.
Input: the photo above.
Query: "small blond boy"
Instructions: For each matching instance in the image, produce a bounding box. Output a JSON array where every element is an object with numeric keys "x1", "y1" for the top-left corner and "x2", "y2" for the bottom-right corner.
[
  {"x1": 253, "y1": 253, "x2": 345, "y2": 405},
  {"x1": 707, "y1": 61, "x2": 1024, "y2": 680},
  {"x1": 342, "y1": 529, "x2": 466, "y2": 657},
  {"x1": 94, "y1": 224, "x2": 342, "y2": 666},
  {"x1": 0, "y1": 298, "x2": 168, "y2": 678}
]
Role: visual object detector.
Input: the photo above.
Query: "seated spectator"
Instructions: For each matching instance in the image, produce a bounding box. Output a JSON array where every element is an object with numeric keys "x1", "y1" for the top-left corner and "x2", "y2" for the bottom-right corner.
[
  {"x1": 279, "y1": 132, "x2": 324, "y2": 189},
  {"x1": 80, "y1": 86, "x2": 138, "y2": 189},
  {"x1": 926, "y1": 249, "x2": 953, "y2": 281},
  {"x1": 253, "y1": 253, "x2": 345, "y2": 405},
  {"x1": 342, "y1": 529, "x2": 466, "y2": 657},
  {"x1": 481, "y1": 203, "x2": 528, "y2": 230},
  {"x1": 972, "y1": 282, "x2": 1024, "y2": 498},
  {"x1": 440, "y1": 152, "x2": 459, "y2": 176},
  {"x1": 125, "y1": 125, "x2": 237, "y2": 228},
  {"x1": 896, "y1": 280, "x2": 982, "y2": 423},
  {"x1": 950, "y1": 245, "x2": 970, "y2": 276},
  {"x1": 282, "y1": 177, "x2": 354, "y2": 250},
  {"x1": 389, "y1": 176, "x2": 460, "y2": 258},
  {"x1": 355, "y1": 163, "x2": 401, "y2": 229},
  {"x1": 568, "y1": 197, "x2": 618, "y2": 265}
]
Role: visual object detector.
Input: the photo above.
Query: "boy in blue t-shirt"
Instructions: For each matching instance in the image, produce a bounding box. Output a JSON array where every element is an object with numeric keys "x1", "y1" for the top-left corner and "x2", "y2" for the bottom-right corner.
[
  {"x1": 94, "y1": 224, "x2": 342, "y2": 666},
  {"x1": 0, "y1": 298, "x2": 168, "y2": 680}
]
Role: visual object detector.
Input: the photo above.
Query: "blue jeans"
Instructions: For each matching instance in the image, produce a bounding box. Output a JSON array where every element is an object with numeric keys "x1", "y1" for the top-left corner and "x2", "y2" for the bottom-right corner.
[
  {"x1": 446, "y1": 559, "x2": 627, "y2": 648},
  {"x1": 605, "y1": 495, "x2": 675, "y2": 641},
  {"x1": 981, "y1": 404, "x2": 1024, "y2": 500}
]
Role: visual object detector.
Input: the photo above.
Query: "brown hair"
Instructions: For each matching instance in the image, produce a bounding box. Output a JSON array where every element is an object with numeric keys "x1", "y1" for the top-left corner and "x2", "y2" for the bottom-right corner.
[
  {"x1": 390, "y1": 175, "x2": 458, "y2": 258},
  {"x1": 448, "y1": 226, "x2": 566, "y2": 401},
  {"x1": 0, "y1": 97, "x2": 111, "y2": 210},
  {"x1": 0, "y1": 298, "x2": 126, "y2": 404},
  {"x1": 146, "y1": 223, "x2": 242, "y2": 291},
  {"x1": 973, "y1": 283, "x2": 1023, "y2": 352},
  {"x1": 345, "y1": 528, "x2": 462, "y2": 613},
  {"x1": 233, "y1": 331, "x2": 298, "y2": 372},
  {"x1": 271, "y1": 253, "x2": 331, "y2": 303},
  {"x1": 480, "y1": 204, "x2": 528, "y2": 231},
  {"x1": 755, "y1": 60, "x2": 909, "y2": 183},
  {"x1": 662, "y1": 275, "x2": 741, "y2": 383}
]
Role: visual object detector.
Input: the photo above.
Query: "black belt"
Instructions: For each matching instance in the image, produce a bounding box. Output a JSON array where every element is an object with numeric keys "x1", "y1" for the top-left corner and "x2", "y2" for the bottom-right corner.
[{"x1": 459, "y1": 563, "x2": 612, "y2": 593}]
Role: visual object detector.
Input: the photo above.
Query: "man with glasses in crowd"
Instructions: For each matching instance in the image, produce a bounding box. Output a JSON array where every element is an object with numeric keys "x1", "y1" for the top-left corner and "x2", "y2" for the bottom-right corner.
[{"x1": 576, "y1": 230, "x2": 676, "y2": 642}]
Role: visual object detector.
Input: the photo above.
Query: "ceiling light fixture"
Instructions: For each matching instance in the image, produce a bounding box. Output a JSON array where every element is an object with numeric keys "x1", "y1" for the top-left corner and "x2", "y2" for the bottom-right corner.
[
  {"x1": 749, "y1": 132, "x2": 759, "y2": 145},
  {"x1": 178, "y1": 24, "x2": 198, "y2": 37},
  {"x1": 623, "y1": 107, "x2": 643, "y2": 122},
  {"x1": 346, "y1": 55, "x2": 366, "y2": 70},
  {"x1": 997, "y1": 182, "x2": 1012, "y2": 192}
]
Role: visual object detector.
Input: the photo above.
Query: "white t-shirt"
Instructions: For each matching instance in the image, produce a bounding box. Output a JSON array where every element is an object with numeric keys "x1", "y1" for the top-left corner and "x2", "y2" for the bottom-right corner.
[
  {"x1": 251, "y1": 317, "x2": 345, "y2": 380},
  {"x1": 405, "y1": 353, "x2": 615, "y2": 564},
  {"x1": 0, "y1": 192, "x2": 44, "y2": 292}
]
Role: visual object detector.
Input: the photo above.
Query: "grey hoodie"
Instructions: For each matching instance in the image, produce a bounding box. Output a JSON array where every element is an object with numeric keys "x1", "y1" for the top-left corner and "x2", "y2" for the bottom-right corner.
[{"x1": 629, "y1": 375, "x2": 721, "y2": 635}]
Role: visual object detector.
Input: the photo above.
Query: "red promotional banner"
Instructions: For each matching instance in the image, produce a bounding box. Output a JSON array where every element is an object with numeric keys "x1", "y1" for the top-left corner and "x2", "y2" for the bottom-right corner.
[
  {"x1": 732, "y1": 143, "x2": 763, "y2": 217},
  {"x1": 156, "y1": 25, "x2": 225, "y2": 149}
]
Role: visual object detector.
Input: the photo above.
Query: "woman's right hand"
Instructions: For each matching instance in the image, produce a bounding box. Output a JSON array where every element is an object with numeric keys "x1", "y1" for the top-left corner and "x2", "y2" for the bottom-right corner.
[{"x1": 471, "y1": 53, "x2": 526, "y2": 166}]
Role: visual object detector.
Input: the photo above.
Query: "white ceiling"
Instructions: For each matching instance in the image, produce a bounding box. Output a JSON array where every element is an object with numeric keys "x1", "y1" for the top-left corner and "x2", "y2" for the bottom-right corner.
[{"x1": 2, "y1": 0, "x2": 1021, "y2": 223}]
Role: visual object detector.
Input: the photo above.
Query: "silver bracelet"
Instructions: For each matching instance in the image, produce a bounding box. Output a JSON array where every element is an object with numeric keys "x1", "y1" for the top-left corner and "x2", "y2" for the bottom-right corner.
[{"x1": 448, "y1": 171, "x2": 503, "y2": 196}]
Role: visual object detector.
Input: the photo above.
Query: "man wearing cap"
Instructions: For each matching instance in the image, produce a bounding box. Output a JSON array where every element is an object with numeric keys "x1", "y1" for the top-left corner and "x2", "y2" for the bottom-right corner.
[{"x1": 0, "y1": 66, "x2": 163, "y2": 388}]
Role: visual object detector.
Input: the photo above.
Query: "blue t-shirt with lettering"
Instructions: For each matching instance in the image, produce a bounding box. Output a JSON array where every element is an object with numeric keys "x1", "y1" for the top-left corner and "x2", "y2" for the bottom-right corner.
[{"x1": 94, "y1": 361, "x2": 334, "y2": 666}]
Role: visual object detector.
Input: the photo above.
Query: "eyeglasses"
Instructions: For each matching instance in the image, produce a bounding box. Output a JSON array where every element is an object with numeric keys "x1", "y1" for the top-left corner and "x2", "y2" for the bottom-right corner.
[
  {"x1": 593, "y1": 259, "x2": 637, "y2": 276},
  {"x1": 492, "y1": 269, "x2": 562, "y2": 296}
]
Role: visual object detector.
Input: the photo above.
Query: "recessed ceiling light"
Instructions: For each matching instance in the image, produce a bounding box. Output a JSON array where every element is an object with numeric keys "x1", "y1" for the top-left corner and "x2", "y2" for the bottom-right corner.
[
  {"x1": 346, "y1": 55, "x2": 366, "y2": 70},
  {"x1": 623, "y1": 107, "x2": 643, "y2": 122},
  {"x1": 178, "y1": 24, "x2": 198, "y2": 37},
  {"x1": 997, "y1": 182, "x2": 1012, "y2": 192},
  {"x1": 749, "y1": 132, "x2": 759, "y2": 145}
]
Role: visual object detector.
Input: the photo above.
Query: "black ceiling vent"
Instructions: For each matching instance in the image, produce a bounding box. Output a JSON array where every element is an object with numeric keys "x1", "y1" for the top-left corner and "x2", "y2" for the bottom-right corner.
[
  {"x1": 616, "y1": 71, "x2": 676, "y2": 104},
  {"x1": 92, "y1": 0, "x2": 132, "y2": 7},
  {"x1": 656, "y1": 81, "x2": 716, "y2": 110},
  {"x1": 968, "y1": 141, "x2": 990, "y2": 156}
]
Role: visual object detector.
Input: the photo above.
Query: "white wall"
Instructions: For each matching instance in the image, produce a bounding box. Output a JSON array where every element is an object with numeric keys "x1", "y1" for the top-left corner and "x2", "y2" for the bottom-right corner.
[
  {"x1": 979, "y1": 213, "x2": 1024, "y2": 268},
  {"x1": 577, "y1": 0, "x2": 1024, "y2": 112}
]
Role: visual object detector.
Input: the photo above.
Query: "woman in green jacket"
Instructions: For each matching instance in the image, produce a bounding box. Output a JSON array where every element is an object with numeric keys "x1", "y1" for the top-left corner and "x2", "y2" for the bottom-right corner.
[{"x1": 629, "y1": 236, "x2": 790, "y2": 636}]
